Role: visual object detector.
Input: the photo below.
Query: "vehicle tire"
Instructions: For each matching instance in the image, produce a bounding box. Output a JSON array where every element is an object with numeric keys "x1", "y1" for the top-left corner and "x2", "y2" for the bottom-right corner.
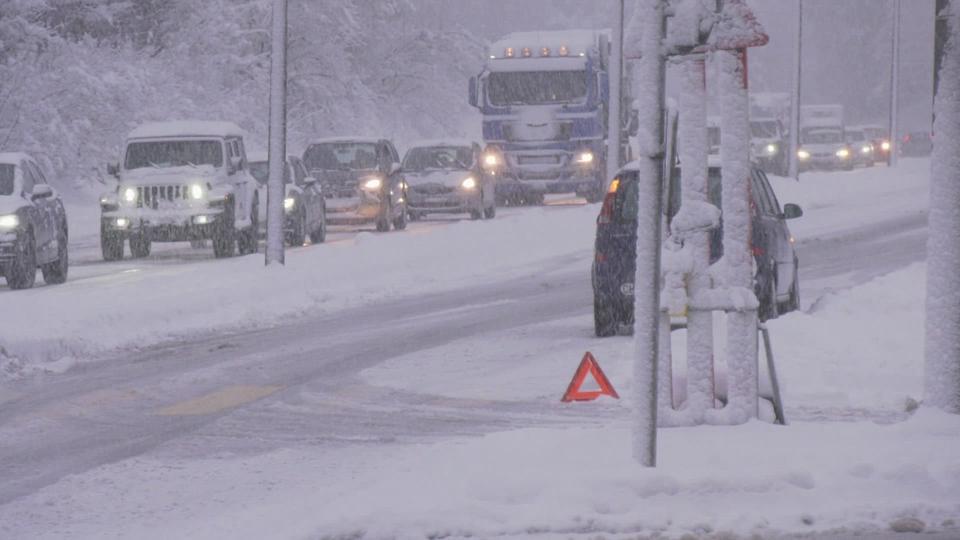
[
  {"x1": 470, "y1": 207, "x2": 483, "y2": 220},
  {"x1": 238, "y1": 198, "x2": 259, "y2": 255},
  {"x1": 309, "y1": 205, "x2": 327, "y2": 244},
  {"x1": 392, "y1": 203, "x2": 407, "y2": 231},
  {"x1": 594, "y1": 294, "x2": 618, "y2": 337},
  {"x1": 41, "y1": 223, "x2": 69, "y2": 285},
  {"x1": 7, "y1": 230, "x2": 37, "y2": 290},
  {"x1": 375, "y1": 206, "x2": 391, "y2": 232},
  {"x1": 129, "y1": 230, "x2": 151, "y2": 258},
  {"x1": 286, "y1": 208, "x2": 306, "y2": 247},
  {"x1": 758, "y1": 265, "x2": 779, "y2": 322},
  {"x1": 212, "y1": 201, "x2": 237, "y2": 258},
  {"x1": 100, "y1": 221, "x2": 125, "y2": 262},
  {"x1": 484, "y1": 203, "x2": 496, "y2": 219},
  {"x1": 408, "y1": 211, "x2": 421, "y2": 222},
  {"x1": 780, "y1": 261, "x2": 800, "y2": 313}
]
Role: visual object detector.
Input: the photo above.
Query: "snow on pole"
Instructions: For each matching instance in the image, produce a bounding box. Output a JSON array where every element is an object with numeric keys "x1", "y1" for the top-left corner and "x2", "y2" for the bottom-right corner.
[
  {"x1": 606, "y1": 0, "x2": 625, "y2": 188},
  {"x1": 924, "y1": 0, "x2": 960, "y2": 414},
  {"x1": 715, "y1": 48, "x2": 758, "y2": 423},
  {"x1": 676, "y1": 57, "x2": 714, "y2": 424},
  {"x1": 626, "y1": 0, "x2": 667, "y2": 467},
  {"x1": 789, "y1": 0, "x2": 803, "y2": 180},
  {"x1": 265, "y1": 0, "x2": 288, "y2": 266},
  {"x1": 888, "y1": 0, "x2": 901, "y2": 167}
]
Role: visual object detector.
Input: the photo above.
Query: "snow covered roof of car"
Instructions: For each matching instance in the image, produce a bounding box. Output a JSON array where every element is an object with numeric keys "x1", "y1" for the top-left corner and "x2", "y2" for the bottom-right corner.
[
  {"x1": 0, "y1": 152, "x2": 35, "y2": 165},
  {"x1": 127, "y1": 121, "x2": 246, "y2": 140},
  {"x1": 308, "y1": 136, "x2": 381, "y2": 145}
]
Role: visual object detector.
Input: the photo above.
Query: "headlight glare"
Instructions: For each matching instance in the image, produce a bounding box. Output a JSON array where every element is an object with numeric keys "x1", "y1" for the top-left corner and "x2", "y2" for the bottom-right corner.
[
  {"x1": 284, "y1": 197, "x2": 295, "y2": 210},
  {"x1": 0, "y1": 214, "x2": 19, "y2": 229},
  {"x1": 881, "y1": 141, "x2": 891, "y2": 151},
  {"x1": 461, "y1": 177, "x2": 477, "y2": 190},
  {"x1": 189, "y1": 183, "x2": 204, "y2": 200},
  {"x1": 483, "y1": 153, "x2": 498, "y2": 167},
  {"x1": 836, "y1": 148, "x2": 850, "y2": 158},
  {"x1": 122, "y1": 187, "x2": 137, "y2": 203},
  {"x1": 765, "y1": 143, "x2": 778, "y2": 155},
  {"x1": 797, "y1": 149, "x2": 810, "y2": 160},
  {"x1": 575, "y1": 151, "x2": 594, "y2": 164},
  {"x1": 363, "y1": 177, "x2": 383, "y2": 190},
  {"x1": 861, "y1": 145, "x2": 872, "y2": 154}
]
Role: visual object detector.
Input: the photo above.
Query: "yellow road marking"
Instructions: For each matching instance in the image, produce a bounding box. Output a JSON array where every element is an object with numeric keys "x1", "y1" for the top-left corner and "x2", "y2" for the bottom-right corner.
[{"x1": 157, "y1": 385, "x2": 282, "y2": 416}]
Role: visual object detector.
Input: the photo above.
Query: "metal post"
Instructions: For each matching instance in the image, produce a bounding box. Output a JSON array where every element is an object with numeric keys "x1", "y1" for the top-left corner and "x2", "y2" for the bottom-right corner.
[
  {"x1": 888, "y1": 0, "x2": 901, "y2": 167},
  {"x1": 759, "y1": 324, "x2": 786, "y2": 425},
  {"x1": 630, "y1": 0, "x2": 667, "y2": 467},
  {"x1": 606, "y1": 0, "x2": 625, "y2": 187},
  {"x1": 788, "y1": 0, "x2": 803, "y2": 179},
  {"x1": 265, "y1": 0, "x2": 288, "y2": 266}
]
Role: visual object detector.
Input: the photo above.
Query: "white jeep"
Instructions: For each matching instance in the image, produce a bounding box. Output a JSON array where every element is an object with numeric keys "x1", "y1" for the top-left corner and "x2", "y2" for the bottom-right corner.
[{"x1": 100, "y1": 121, "x2": 259, "y2": 260}]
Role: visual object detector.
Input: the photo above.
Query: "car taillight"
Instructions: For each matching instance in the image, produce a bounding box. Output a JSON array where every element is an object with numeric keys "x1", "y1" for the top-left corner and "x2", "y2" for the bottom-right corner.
[{"x1": 597, "y1": 192, "x2": 617, "y2": 224}]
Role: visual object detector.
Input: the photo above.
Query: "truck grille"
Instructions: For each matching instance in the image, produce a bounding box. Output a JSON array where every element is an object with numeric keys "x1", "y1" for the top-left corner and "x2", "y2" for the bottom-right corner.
[{"x1": 137, "y1": 185, "x2": 190, "y2": 209}]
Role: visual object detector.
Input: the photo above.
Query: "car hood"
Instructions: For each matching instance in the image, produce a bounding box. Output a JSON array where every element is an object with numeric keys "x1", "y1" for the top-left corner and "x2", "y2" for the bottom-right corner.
[
  {"x1": 0, "y1": 195, "x2": 26, "y2": 215},
  {"x1": 119, "y1": 165, "x2": 220, "y2": 186},
  {"x1": 309, "y1": 168, "x2": 377, "y2": 187},
  {"x1": 405, "y1": 169, "x2": 473, "y2": 188}
]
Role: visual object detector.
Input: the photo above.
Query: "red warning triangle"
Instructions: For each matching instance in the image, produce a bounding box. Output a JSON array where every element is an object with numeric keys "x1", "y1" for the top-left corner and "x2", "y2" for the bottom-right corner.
[{"x1": 561, "y1": 352, "x2": 619, "y2": 402}]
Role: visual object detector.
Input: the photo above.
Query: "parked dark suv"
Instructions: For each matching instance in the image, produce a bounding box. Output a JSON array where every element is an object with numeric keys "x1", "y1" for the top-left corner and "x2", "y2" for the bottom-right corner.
[
  {"x1": 592, "y1": 164, "x2": 802, "y2": 336},
  {"x1": 0, "y1": 152, "x2": 69, "y2": 289}
]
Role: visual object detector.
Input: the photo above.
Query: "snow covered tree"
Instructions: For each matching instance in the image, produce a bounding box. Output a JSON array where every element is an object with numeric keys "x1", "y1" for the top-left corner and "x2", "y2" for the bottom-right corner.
[{"x1": 924, "y1": 0, "x2": 960, "y2": 413}]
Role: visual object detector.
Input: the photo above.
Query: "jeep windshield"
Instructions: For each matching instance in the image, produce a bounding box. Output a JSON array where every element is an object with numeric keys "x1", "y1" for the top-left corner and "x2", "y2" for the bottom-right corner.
[
  {"x1": 0, "y1": 164, "x2": 14, "y2": 196},
  {"x1": 124, "y1": 140, "x2": 223, "y2": 170},
  {"x1": 303, "y1": 143, "x2": 378, "y2": 171},
  {"x1": 487, "y1": 70, "x2": 588, "y2": 106},
  {"x1": 403, "y1": 147, "x2": 472, "y2": 172}
]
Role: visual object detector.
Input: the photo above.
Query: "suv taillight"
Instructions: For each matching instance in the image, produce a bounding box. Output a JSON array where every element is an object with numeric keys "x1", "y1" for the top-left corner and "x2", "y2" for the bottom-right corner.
[{"x1": 597, "y1": 192, "x2": 616, "y2": 224}]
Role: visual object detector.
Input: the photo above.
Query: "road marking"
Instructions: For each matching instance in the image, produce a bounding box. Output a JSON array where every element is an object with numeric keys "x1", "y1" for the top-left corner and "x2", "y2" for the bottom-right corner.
[{"x1": 157, "y1": 385, "x2": 282, "y2": 416}]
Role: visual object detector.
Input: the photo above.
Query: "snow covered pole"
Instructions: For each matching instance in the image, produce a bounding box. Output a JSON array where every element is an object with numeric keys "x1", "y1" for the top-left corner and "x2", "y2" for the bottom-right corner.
[
  {"x1": 924, "y1": 0, "x2": 960, "y2": 414},
  {"x1": 265, "y1": 0, "x2": 288, "y2": 266},
  {"x1": 606, "y1": 0, "x2": 625, "y2": 187},
  {"x1": 888, "y1": 0, "x2": 901, "y2": 167},
  {"x1": 677, "y1": 56, "x2": 714, "y2": 423},
  {"x1": 788, "y1": 0, "x2": 803, "y2": 180},
  {"x1": 716, "y1": 48, "x2": 759, "y2": 423},
  {"x1": 628, "y1": 0, "x2": 668, "y2": 467}
]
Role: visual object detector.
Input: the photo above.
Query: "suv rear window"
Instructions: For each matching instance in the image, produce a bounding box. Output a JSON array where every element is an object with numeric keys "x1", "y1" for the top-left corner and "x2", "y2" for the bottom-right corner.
[{"x1": 0, "y1": 164, "x2": 14, "y2": 196}]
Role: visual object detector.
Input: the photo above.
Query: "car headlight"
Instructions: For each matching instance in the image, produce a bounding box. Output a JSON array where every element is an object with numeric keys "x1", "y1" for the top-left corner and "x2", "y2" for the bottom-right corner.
[
  {"x1": 363, "y1": 177, "x2": 383, "y2": 190},
  {"x1": 483, "y1": 153, "x2": 499, "y2": 168},
  {"x1": 461, "y1": 177, "x2": 477, "y2": 190},
  {"x1": 765, "y1": 143, "x2": 778, "y2": 155},
  {"x1": 122, "y1": 187, "x2": 137, "y2": 203},
  {"x1": 0, "y1": 214, "x2": 19, "y2": 229},
  {"x1": 797, "y1": 149, "x2": 810, "y2": 160},
  {"x1": 575, "y1": 151, "x2": 594, "y2": 164},
  {"x1": 189, "y1": 183, "x2": 204, "y2": 200},
  {"x1": 881, "y1": 140, "x2": 891, "y2": 151},
  {"x1": 836, "y1": 148, "x2": 850, "y2": 158},
  {"x1": 861, "y1": 145, "x2": 872, "y2": 154},
  {"x1": 284, "y1": 197, "x2": 295, "y2": 211}
]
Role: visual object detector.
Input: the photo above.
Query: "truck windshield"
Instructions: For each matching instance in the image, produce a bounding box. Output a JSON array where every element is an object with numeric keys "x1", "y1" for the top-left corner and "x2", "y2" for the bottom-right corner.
[
  {"x1": 0, "y1": 164, "x2": 14, "y2": 196},
  {"x1": 403, "y1": 147, "x2": 472, "y2": 172},
  {"x1": 803, "y1": 129, "x2": 843, "y2": 144},
  {"x1": 303, "y1": 143, "x2": 378, "y2": 171},
  {"x1": 751, "y1": 121, "x2": 779, "y2": 138},
  {"x1": 487, "y1": 71, "x2": 588, "y2": 106},
  {"x1": 124, "y1": 140, "x2": 223, "y2": 170}
]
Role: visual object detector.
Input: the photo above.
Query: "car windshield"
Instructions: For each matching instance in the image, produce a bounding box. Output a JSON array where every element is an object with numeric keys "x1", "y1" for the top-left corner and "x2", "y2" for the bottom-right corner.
[
  {"x1": 0, "y1": 164, "x2": 14, "y2": 196},
  {"x1": 303, "y1": 143, "x2": 378, "y2": 171},
  {"x1": 487, "y1": 70, "x2": 588, "y2": 106},
  {"x1": 403, "y1": 146, "x2": 472, "y2": 172},
  {"x1": 847, "y1": 131, "x2": 866, "y2": 142},
  {"x1": 124, "y1": 140, "x2": 223, "y2": 170},
  {"x1": 751, "y1": 121, "x2": 779, "y2": 138},
  {"x1": 249, "y1": 161, "x2": 293, "y2": 186},
  {"x1": 803, "y1": 129, "x2": 843, "y2": 144}
]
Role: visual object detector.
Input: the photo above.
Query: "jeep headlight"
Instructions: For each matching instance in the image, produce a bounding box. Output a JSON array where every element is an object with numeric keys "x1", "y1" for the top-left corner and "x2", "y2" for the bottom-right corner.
[
  {"x1": 0, "y1": 214, "x2": 19, "y2": 229},
  {"x1": 461, "y1": 177, "x2": 477, "y2": 190},
  {"x1": 122, "y1": 187, "x2": 137, "y2": 203},
  {"x1": 835, "y1": 148, "x2": 850, "y2": 158},
  {"x1": 575, "y1": 151, "x2": 594, "y2": 164},
  {"x1": 765, "y1": 143, "x2": 778, "y2": 155},
  {"x1": 284, "y1": 197, "x2": 295, "y2": 211},
  {"x1": 363, "y1": 177, "x2": 383, "y2": 191},
  {"x1": 189, "y1": 183, "x2": 205, "y2": 200}
]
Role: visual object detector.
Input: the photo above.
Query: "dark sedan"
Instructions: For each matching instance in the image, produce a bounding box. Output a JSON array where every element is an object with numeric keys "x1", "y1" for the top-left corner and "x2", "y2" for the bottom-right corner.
[{"x1": 592, "y1": 164, "x2": 802, "y2": 336}]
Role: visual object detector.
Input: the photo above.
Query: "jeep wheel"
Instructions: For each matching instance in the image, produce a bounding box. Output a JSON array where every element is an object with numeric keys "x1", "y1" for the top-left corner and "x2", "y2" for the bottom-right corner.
[
  {"x1": 100, "y1": 221, "x2": 124, "y2": 261},
  {"x1": 41, "y1": 224, "x2": 69, "y2": 285},
  {"x1": 129, "y1": 230, "x2": 151, "y2": 258},
  {"x1": 7, "y1": 230, "x2": 37, "y2": 290},
  {"x1": 238, "y1": 199, "x2": 259, "y2": 255},
  {"x1": 286, "y1": 208, "x2": 306, "y2": 247},
  {"x1": 212, "y1": 203, "x2": 237, "y2": 258}
]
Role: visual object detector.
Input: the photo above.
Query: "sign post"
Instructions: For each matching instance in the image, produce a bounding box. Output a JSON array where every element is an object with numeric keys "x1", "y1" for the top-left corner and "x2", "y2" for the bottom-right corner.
[{"x1": 266, "y1": 0, "x2": 288, "y2": 266}]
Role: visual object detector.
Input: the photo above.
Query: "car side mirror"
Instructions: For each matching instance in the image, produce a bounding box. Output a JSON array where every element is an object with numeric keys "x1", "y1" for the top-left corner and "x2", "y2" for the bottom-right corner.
[
  {"x1": 468, "y1": 76, "x2": 478, "y2": 107},
  {"x1": 107, "y1": 163, "x2": 119, "y2": 177},
  {"x1": 782, "y1": 203, "x2": 803, "y2": 220},
  {"x1": 389, "y1": 162, "x2": 402, "y2": 176},
  {"x1": 31, "y1": 185, "x2": 53, "y2": 200}
]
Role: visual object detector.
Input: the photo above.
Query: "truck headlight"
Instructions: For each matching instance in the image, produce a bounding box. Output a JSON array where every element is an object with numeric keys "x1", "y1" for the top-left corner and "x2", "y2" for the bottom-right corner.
[
  {"x1": 284, "y1": 197, "x2": 295, "y2": 211},
  {"x1": 765, "y1": 143, "x2": 778, "y2": 155},
  {"x1": 189, "y1": 183, "x2": 204, "y2": 200},
  {"x1": 881, "y1": 140, "x2": 891, "y2": 151},
  {"x1": 461, "y1": 177, "x2": 477, "y2": 190},
  {"x1": 122, "y1": 187, "x2": 137, "y2": 203},
  {"x1": 836, "y1": 148, "x2": 850, "y2": 158},
  {"x1": 0, "y1": 214, "x2": 19, "y2": 229},
  {"x1": 797, "y1": 149, "x2": 810, "y2": 160},
  {"x1": 363, "y1": 177, "x2": 383, "y2": 191},
  {"x1": 575, "y1": 151, "x2": 594, "y2": 164}
]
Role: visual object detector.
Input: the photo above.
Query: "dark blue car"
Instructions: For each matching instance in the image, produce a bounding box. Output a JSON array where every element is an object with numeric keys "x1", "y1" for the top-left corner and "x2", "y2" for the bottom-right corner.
[{"x1": 591, "y1": 164, "x2": 803, "y2": 337}]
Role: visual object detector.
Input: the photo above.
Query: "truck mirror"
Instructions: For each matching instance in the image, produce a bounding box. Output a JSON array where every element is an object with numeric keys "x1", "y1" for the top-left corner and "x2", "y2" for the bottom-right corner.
[{"x1": 468, "y1": 76, "x2": 478, "y2": 107}]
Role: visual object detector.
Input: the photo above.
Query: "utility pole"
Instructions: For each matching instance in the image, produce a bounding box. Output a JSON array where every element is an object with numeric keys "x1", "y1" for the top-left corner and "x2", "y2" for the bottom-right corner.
[
  {"x1": 266, "y1": 0, "x2": 288, "y2": 266},
  {"x1": 788, "y1": 0, "x2": 803, "y2": 179},
  {"x1": 606, "y1": 0, "x2": 625, "y2": 188},
  {"x1": 888, "y1": 0, "x2": 901, "y2": 167},
  {"x1": 628, "y1": 0, "x2": 667, "y2": 468}
]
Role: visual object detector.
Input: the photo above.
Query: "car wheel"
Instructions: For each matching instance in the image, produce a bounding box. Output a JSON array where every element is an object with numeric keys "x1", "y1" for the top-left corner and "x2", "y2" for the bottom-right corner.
[
  {"x1": 594, "y1": 294, "x2": 618, "y2": 337},
  {"x1": 780, "y1": 261, "x2": 800, "y2": 314},
  {"x1": 309, "y1": 206, "x2": 327, "y2": 244},
  {"x1": 238, "y1": 198, "x2": 259, "y2": 255},
  {"x1": 469, "y1": 207, "x2": 483, "y2": 220},
  {"x1": 483, "y1": 203, "x2": 496, "y2": 219},
  {"x1": 212, "y1": 201, "x2": 237, "y2": 258},
  {"x1": 7, "y1": 230, "x2": 37, "y2": 290},
  {"x1": 286, "y1": 208, "x2": 306, "y2": 247},
  {"x1": 408, "y1": 211, "x2": 421, "y2": 222},
  {"x1": 129, "y1": 230, "x2": 151, "y2": 258},
  {"x1": 392, "y1": 203, "x2": 408, "y2": 231},
  {"x1": 100, "y1": 220, "x2": 125, "y2": 261},
  {"x1": 375, "y1": 206, "x2": 391, "y2": 232},
  {"x1": 41, "y1": 223, "x2": 69, "y2": 285}
]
